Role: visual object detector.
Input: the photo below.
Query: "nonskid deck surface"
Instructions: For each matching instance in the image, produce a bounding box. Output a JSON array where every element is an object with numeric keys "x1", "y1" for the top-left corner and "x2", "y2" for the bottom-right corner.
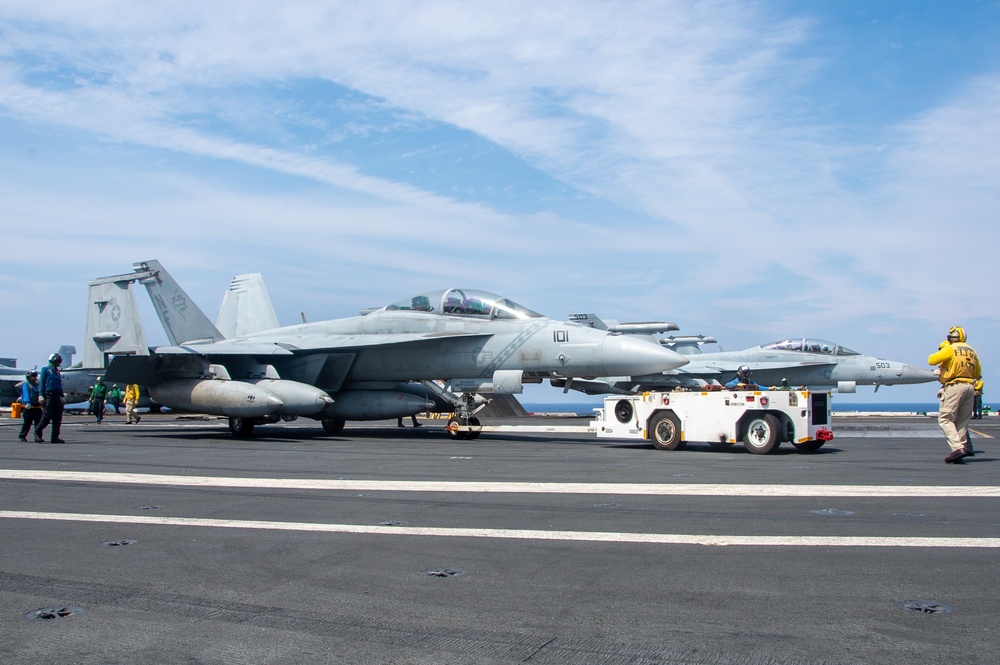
[{"x1": 1, "y1": 413, "x2": 998, "y2": 664}]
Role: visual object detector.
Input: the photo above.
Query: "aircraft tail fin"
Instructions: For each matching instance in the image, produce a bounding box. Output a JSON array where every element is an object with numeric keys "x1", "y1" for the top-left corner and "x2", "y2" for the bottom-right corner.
[
  {"x1": 83, "y1": 274, "x2": 151, "y2": 368},
  {"x1": 58, "y1": 345, "x2": 78, "y2": 368},
  {"x1": 569, "y1": 313, "x2": 682, "y2": 336},
  {"x1": 216, "y1": 273, "x2": 280, "y2": 338},
  {"x1": 568, "y1": 313, "x2": 610, "y2": 330},
  {"x1": 132, "y1": 260, "x2": 225, "y2": 345}
]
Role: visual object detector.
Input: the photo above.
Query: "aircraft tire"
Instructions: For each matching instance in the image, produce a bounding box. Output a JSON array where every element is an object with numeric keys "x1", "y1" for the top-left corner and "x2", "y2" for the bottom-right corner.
[
  {"x1": 791, "y1": 439, "x2": 825, "y2": 452},
  {"x1": 322, "y1": 418, "x2": 346, "y2": 434},
  {"x1": 446, "y1": 416, "x2": 472, "y2": 440},
  {"x1": 229, "y1": 417, "x2": 255, "y2": 438},
  {"x1": 648, "y1": 411, "x2": 684, "y2": 450},
  {"x1": 466, "y1": 416, "x2": 482, "y2": 440},
  {"x1": 743, "y1": 414, "x2": 780, "y2": 454}
]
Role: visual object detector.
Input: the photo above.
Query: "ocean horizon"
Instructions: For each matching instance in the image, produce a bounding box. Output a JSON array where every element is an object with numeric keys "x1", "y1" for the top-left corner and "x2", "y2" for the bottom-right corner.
[{"x1": 521, "y1": 401, "x2": 996, "y2": 415}]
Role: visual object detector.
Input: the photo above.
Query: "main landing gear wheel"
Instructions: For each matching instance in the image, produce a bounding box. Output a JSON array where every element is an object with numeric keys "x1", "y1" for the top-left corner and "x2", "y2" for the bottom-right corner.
[
  {"x1": 229, "y1": 417, "x2": 255, "y2": 438},
  {"x1": 321, "y1": 418, "x2": 346, "y2": 434},
  {"x1": 791, "y1": 439, "x2": 825, "y2": 452},
  {"x1": 648, "y1": 411, "x2": 685, "y2": 451},
  {"x1": 446, "y1": 416, "x2": 482, "y2": 440},
  {"x1": 743, "y1": 414, "x2": 781, "y2": 454}
]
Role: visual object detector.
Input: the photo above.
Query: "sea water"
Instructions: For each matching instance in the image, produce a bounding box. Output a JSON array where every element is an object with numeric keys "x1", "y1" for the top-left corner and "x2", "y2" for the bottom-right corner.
[{"x1": 521, "y1": 401, "x2": 996, "y2": 416}]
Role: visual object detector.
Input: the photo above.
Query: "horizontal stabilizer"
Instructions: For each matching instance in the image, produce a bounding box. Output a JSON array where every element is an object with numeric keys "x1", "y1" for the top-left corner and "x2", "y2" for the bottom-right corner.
[{"x1": 104, "y1": 354, "x2": 212, "y2": 385}]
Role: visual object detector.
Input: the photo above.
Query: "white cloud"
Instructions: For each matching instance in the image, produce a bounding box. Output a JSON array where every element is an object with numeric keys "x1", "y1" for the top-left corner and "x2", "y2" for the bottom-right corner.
[{"x1": 0, "y1": 1, "x2": 997, "y2": 394}]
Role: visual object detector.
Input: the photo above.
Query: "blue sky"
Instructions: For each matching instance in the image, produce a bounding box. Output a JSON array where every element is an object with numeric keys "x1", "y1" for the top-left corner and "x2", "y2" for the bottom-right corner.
[{"x1": 1, "y1": 1, "x2": 997, "y2": 405}]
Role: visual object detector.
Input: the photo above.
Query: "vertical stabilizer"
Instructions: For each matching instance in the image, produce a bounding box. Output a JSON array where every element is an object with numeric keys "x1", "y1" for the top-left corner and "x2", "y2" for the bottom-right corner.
[
  {"x1": 568, "y1": 313, "x2": 609, "y2": 330},
  {"x1": 83, "y1": 277, "x2": 150, "y2": 368},
  {"x1": 216, "y1": 273, "x2": 280, "y2": 338},
  {"x1": 133, "y1": 260, "x2": 225, "y2": 345},
  {"x1": 58, "y1": 345, "x2": 78, "y2": 367}
]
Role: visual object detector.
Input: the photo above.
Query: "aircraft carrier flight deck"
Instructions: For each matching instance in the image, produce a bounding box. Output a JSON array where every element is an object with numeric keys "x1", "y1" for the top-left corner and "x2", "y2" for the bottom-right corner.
[{"x1": 1, "y1": 412, "x2": 998, "y2": 664}]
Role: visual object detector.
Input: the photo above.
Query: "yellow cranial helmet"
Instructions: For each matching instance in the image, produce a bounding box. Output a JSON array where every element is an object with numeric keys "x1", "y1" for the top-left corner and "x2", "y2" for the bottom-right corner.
[{"x1": 947, "y1": 326, "x2": 967, "y2": 343}]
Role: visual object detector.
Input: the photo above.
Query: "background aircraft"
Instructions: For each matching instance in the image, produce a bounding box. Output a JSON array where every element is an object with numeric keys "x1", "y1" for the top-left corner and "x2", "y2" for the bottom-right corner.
[
  {"x1": 0, "y1": 356, "x2": 27, "y2": 406},
  {"x1": 105, "y1": 260, "x2": 688, "y2": 437},
  {"x1": 1, "y1": 345, "x2": 77, "y2": 406},
  {"x1": 554, "y1": 315, "x2": 936, "y2": 395}
]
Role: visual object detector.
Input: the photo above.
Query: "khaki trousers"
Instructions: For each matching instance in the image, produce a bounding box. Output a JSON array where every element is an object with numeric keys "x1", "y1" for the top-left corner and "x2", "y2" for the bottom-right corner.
[
  {"x1": 125, "y1": 398, "x2": 137, "y2": 423},
  {"x1": 938, "y1": 382, "x2": 975, "y2": 452}
]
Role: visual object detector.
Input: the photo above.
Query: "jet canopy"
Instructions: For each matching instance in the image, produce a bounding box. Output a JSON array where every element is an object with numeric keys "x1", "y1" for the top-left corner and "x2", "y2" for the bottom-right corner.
[
  {"x1": 759, "y1": 338, "x2": 859, "y2": 356},
  {"x1": 385, "y1": 289, "x2": 543, "y2": 320}
]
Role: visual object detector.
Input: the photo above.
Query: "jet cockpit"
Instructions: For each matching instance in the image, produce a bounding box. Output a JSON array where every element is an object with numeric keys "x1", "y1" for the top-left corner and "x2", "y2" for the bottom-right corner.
[
  {"x1": 385, "y1": 289, "x2": 543, "y2": 320},
  {"x1": 758, "y1": 339, "x2": 860, "y2": 356}
]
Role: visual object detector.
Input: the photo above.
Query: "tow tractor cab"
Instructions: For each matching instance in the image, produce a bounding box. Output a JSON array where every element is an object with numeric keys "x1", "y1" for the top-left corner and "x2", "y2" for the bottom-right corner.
[{"x1": 593, "y1": 389, "x2": 834, "y2": 454}]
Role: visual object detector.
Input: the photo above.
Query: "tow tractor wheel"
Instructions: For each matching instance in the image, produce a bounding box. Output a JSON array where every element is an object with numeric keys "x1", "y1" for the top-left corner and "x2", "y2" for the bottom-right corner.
[
  {"x1": 743, "y1": 414, "x2": 781, "y2": 454},
  {"x1": 321, "y1": 418, "x2": 346, "y2": 434},
  {"x1": 791, "y1": 439, "x2": 825, "y2": 452},
  {"x1": 229, "y1": 417, "x2": 255, "y2": 438},
  {"x1": 649, "y1": 411, "x2": 684, "y2": 450},
  {"x1": 614, "y1": 399, "x2": 634, "y2": 424}
]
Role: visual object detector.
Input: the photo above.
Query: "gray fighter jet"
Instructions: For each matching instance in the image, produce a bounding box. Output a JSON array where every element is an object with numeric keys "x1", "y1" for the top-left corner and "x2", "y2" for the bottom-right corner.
[
  {"x1": 554, "y1": 315, "x2": 935, "y2": 395},
  {"x1": 104, "y1": 260, "x2": 688, "y2": 437}
]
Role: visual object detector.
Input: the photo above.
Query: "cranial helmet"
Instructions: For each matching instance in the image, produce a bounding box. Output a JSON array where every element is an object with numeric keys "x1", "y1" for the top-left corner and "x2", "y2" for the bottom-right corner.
[
  {"x1": 49, "y1": 352, "x2": 62, "y2": 366},
  {"x1": 26, "y1": 370, "x2": 38, "y2": 380},
  {"x1": 737, "y1": 365, "x2": 751, "y2": 380},
  {"x1": 947, "y1": 326, "x2": 967, "y2": 343}
]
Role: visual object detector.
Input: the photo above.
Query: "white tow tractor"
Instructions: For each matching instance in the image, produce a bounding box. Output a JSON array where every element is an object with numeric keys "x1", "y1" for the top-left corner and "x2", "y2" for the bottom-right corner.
[
  {"x1": 445, "y1": 388, "x2": 834, "y2": 454},
  {"x1": 593, "y1": 389, "x2": 834, "y2": 454}
]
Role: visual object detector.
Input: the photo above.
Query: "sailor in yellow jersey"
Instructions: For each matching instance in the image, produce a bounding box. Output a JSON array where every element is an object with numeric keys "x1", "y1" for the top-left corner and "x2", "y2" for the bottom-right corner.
[
  {"x1": 972, "y1": 378, "x2": 984, "y2": 419},
  {"x1": 928, "y1": 326, "x2": 982, "y2": 463}
]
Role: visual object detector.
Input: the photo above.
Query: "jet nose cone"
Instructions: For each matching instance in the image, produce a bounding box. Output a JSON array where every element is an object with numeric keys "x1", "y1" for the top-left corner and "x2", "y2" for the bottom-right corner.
[
  {"x1": 602, "y1": 334, "x2": 689, "y2": 376},
  {"x1": 897, "y1": 364, "x2": 937, "y2": 385}
]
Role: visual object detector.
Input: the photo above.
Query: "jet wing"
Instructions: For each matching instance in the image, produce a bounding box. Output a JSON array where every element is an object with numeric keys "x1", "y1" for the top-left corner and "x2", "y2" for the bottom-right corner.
[
  {"x1": 676, "y1": 360, "x2": 836, "y2": 374},
  {"x1": 674, "y1": 366, "x2": 725, "y2": 375},
  {"x1": 151, "y1": 331, "x2": 493, "y2": 355},
  {"x1": 105, "y1": 331, "x2": 496, "y2": 389}
]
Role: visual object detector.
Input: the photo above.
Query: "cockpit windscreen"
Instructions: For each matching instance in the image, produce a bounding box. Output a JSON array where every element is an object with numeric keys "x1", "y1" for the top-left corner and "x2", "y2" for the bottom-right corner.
[
  {"x1": 385, "y1": 289, "x2": 543, "y2": 320},
  {"x1": 759, "y1": 338, "x2": 859, "y2": 356}
]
